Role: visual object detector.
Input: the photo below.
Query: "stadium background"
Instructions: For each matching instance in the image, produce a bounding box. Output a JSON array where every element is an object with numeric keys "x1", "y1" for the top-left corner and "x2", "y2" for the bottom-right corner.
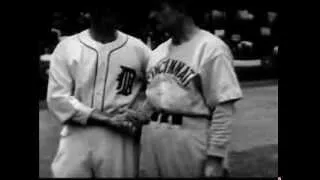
[{"x1": 38, "y1": 6, "x2": 279, "y2": 100}]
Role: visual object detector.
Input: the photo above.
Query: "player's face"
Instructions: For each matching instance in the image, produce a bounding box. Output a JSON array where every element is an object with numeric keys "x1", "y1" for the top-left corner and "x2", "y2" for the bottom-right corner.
[
  {"x1": 90, "y1": 7, "x2": 118, "y2": 31},
  {"x1": 149, "y1": 2, "x2": 183, "y2": 32}
]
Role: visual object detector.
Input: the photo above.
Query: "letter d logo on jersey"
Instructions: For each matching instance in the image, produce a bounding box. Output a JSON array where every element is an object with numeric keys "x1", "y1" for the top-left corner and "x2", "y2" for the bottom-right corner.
[{"x1": 116, "y1": 66, "x2": 136, "y2": 96}]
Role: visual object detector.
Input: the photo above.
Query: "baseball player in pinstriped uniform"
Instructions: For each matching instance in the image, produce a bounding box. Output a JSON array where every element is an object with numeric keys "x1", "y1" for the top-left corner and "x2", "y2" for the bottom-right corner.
[
  {"x1": 47, "y1": 5, "x2": 151, "y2": 177},
  {"x1": 139, "y1": 0, "x2": 243, "y2": 177}
]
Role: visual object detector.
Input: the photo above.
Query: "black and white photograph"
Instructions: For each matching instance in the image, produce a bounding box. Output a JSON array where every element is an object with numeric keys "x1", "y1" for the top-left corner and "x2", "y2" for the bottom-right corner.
[{"x1": 39, "y1": 1, "x2": 279, "y2": 178}]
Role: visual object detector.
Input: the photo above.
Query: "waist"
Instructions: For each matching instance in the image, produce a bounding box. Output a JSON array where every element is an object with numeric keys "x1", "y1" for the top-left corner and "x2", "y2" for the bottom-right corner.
[
  {"x1": 60, "y1": 122, "x2": 132, "y2": 139},
  {"x1": 150, "y1": 111, "x2": 210, "y2": 129}
]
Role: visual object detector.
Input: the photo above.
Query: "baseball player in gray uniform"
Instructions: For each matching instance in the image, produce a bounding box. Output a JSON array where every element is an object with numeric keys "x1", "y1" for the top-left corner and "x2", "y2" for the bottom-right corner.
[
  {"x1": 47, "y1": 5, "x2": 151, "y2": 178},
  {"x1": 139, "y1": 0, "x2": 243, "y2": 177}
]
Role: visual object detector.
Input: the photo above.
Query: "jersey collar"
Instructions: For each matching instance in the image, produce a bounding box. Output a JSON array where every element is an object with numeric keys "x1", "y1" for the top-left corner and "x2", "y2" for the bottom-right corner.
[{"x1": 78, "y1": 29, "x2": 128, "y2": 51}]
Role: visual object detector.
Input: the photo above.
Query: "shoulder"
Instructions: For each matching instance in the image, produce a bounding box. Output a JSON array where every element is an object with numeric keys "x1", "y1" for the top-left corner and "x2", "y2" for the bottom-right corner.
[
  {"x1": 58, "y1": 33, "x2": 80, "y2": 46},
  {"x1": 152, "y1": 39, "x2": 172, "y2": 57},
  {"x1": 198, "y1": 30, "x2": 230, "y2": 54},
  {"x1": 52, "y1": 32, "x2": 82, "y2": 62},
  {"x1": 120, "y1": 32, "x2": 152, "y2": 68},
  {"x1": 197, "y1": 30, "x2": 233, "y2": 67},
  {"x1": 198, "y1": 30, "x2": 233, "y2": 60},
  {"x1": 54, "y1": 33, "x2": 81, "y2": 54},
  {"x1": 121, "y1": 32, "x2": 152, "y2": 61},
  {"x1": 123, "y1": 32, "x2": 150, "y2": 51},
  {"x1": 145, "y1": 39, "x2": 171, "y2": 70}
]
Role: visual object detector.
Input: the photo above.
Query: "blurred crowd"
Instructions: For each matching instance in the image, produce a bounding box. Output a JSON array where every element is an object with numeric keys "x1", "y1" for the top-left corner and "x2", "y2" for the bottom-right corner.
[
  {"x1": 39, "y1": 9, "x2": 278, "y2": 57},
  {"x1": 39, "y1": 8, "x2": 279, "y2": 99}
]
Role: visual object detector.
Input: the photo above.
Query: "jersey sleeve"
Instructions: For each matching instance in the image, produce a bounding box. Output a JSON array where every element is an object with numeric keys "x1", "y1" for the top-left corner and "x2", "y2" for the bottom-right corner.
[
  {"x1": 199, "y1": 45, "x2": 243, "y2": 158},
  {"x1": 47, "y1": 40, "x2": 94, "y2": 124},
  {"x1": 199, "y1": 47, "x2": 243, "y2": 110}
]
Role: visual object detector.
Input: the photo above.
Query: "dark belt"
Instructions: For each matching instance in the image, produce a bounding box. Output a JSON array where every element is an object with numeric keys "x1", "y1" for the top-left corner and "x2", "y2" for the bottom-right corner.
[
  {"x1": 151, "y1": 111, "x2": 212, "y2": 126},
  {"x1": 151, "y1": 112, "x2": 183, "y2": 125}
]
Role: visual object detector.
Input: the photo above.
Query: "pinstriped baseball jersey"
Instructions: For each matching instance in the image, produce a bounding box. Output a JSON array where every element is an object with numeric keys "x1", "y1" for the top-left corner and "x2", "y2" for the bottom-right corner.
[{"x1": 47, "y1": 30, "x2": 151, "y2": 125}]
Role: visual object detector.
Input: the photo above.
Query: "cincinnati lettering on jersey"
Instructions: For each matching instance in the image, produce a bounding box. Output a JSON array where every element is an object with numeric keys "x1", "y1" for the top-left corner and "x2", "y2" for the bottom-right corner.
[{"x1": 147, "y1": 59, "x2": 196, "y2": 86}]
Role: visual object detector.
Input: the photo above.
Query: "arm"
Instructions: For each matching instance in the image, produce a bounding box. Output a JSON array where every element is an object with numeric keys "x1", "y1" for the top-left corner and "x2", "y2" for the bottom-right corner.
[
  {"x1": 207, "y1": 101, "x2": 235, "y2": 158},
  {"x1": 200, "y1": 50, "x2": 243, "y2": 176},
  {"x1": 46, "y1": 40, "x2": 95, "y2": 125},
  {"x1": 203, "y1": 101, "x2": 237, "y2": 177}
]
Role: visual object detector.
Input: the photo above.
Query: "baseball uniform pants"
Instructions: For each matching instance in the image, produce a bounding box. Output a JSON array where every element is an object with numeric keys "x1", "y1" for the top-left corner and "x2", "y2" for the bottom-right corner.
[
  {"x1": 139, "y1": 114, "x2": 230, "y2": 177},
  {"x1": 51, "y1": 124, "x2": 139, "y2": 178}
]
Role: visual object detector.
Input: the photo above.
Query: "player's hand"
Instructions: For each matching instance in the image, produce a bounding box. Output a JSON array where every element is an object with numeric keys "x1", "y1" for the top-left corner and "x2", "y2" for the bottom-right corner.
[
  {"x1": 89, "y1": 109, "x2": 112, "y2": 121},
  {"x1": 203, "y1": 156, "x2": 224, "y2": 177},
  {"x1": 112, "y1": 108, "x2": 150, "y2": 137},
  {"x1": 113, "y1": 119, "x2": 138, "y2": 136},
  {"x1": 122, "y1": 108, "x2": 151, "y2": 126},
  {"x1": 107, "y1": 110, "x2": 141, "y2": 136}
]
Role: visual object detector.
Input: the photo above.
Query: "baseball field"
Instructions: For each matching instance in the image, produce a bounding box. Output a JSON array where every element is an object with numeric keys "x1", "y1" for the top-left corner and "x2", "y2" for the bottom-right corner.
[{"x1": 39, "y1": 80, "x2": 278, "y2": 177}]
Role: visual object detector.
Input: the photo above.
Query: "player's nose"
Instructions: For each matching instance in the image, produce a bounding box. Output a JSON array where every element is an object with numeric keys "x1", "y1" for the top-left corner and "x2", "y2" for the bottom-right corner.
[{"x1": 148, "y1": 11, "x2": 157, "y2": 20}]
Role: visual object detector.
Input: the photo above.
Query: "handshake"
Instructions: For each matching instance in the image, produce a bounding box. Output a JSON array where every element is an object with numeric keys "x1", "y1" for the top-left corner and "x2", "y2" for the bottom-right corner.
[{"x1": 89, "y1": 108, "x2": 151, "y2": 137}]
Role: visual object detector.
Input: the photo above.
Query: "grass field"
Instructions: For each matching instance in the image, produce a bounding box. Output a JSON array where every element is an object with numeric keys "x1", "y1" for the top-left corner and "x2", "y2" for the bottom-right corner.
[{"x1": 39, "y1": 81, "x2": 278, "y2": 177}]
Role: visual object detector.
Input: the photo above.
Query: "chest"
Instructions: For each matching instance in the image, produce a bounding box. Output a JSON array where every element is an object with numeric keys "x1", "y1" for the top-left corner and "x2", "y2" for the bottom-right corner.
[
  {"x1": 147, "y1": 43, "x2": 207, "y2": 86},
  {"x1": 70, "y1": 45, "x2": 144, "y2": 85}
]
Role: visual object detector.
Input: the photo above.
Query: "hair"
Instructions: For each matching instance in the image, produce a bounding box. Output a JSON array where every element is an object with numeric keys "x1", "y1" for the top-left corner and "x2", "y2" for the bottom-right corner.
[
  {"x1": 88, "y1": 6, "x2": 118, "y2": 18},
  {"x1": 150, "y1": 0, "x2": 206, "y2": 25},
  {"x1": 87, "y1": 2, "x2": 145, "y2": 25}
]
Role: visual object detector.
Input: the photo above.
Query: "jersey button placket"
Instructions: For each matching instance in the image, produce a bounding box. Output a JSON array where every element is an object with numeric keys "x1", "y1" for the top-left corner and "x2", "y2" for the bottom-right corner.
[
  {"x1": 94, "y1": 86, "x2": 103, "y2": 109},
  {"x1": 94, "y1": 52, "x2": 105, "y2": 109}
]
